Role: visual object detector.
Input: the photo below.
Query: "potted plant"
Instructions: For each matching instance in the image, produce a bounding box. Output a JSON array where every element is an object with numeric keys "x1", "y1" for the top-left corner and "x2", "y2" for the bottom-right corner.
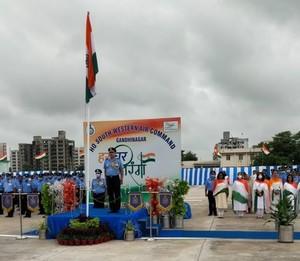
[
  {"x1": 267, "y1": 195, "x2": 297, "y2": 243},
  {"x1": 124, "y1": 220, "x2": 135, "y2": 241},
  {"x1": 170, "y1": 179, "x2": 189, "y2": 228},
  {"x1": 38, "y1": 219, "x2": 47, "y2": 240}
]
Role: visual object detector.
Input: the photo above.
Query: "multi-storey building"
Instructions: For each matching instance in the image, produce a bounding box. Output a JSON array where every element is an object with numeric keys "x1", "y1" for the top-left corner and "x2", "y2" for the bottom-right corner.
[
  {"x1": 11, "y1": 130, "x2": 76, "y2": 172},
  {"x1": 218, "y1": 131, "x2": 248, "y2": 150},
  {"x1": 19, "y1": 143, "x2": 33, "y2": 171},
  {"x1": 10, "y1": 149, "x2": 20, "y2": 172},
  {"x1": 32, "y1": 136, "x2": 52, "y2": 171},
  {"x1": 216, "y1": 131, "x2": 261, "y2": 167},
  {"x1": 0, "y1": 143, "x2": 7, "y2": 159},
  {"x1": 74, "y1": 147, "x2": 85, "y2": 170},
  {"x1": 50, "y1": 131, "x2": 75, "y2": 171}
]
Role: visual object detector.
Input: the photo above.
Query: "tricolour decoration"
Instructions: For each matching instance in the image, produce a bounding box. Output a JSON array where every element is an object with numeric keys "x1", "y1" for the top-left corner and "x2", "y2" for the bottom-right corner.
[
  {"x1": 35, "y1": 152, "x2": 47, "y2": 160},
  {"x1": 0, "y1": 154, "x2": 7, "y2": 161},
  {"x1": 158, "y1": 192, "x2": 172, "y2": 212},
  {"x1": 2, "y1": 193, "x2": 13, "y2": 212},
  {"x1": 128, "y1": 192, "x2": 143, "y2": 211},
  {"x1": 27, "y1": 194, "x2": 39, "y2": 212},
  {"x1": 63, "y1": 180, "x2": 77, "y2": 211},
  {"x1": 145, "y1": 177, "x2": 164, "y2": 216},
  {"x1": 262, "y1": 143, "x2": 270, "y2": 155},
  {"x1": 213, "y1": 144, "x2": 221, "y2": 158}
]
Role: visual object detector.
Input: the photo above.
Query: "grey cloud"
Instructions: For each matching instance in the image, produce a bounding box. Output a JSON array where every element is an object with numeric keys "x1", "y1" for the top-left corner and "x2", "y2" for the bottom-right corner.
[{"x1": 0, "y1": 0, "x2": 299, "y2": 159}]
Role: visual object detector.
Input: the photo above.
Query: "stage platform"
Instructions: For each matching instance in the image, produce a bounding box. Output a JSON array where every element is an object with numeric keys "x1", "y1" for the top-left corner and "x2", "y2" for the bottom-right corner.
[{"x1": 47, "y1": 205, "x2": 148, "y2": 239}]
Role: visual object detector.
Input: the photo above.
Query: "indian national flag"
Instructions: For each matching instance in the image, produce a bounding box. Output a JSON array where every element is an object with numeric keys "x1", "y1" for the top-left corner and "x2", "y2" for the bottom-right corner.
[
  {"x1": 141, "y1": 153, "x2": 156, "y2": 163},
  {"x1": 86, "y1": 12, "x2": 99, "y2": 103},
  {"x1": 213, "y1": 144, "x2": 221, "y2": 158},
  {"x1": 35, "y1": 152, "x2": 46, "y2": 160},
  {"x1": 0, "y1": 154, "x2": 7, "y2": 161},
  {"x1": 262, "y1": 143, "x2": 270, "y2": 155}
]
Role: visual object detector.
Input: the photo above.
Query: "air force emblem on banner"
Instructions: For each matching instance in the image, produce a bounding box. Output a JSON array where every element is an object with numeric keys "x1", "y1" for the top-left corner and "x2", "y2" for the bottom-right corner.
[
  {"x1": 158, "y1": 192, "x2": 172, "y2": 212},
  {"x1": 128, "y1": 192, "x2": 143, "y2": 211},
  {"x1": 27, "y1": 194, "x2": 39, "y2": 212},
  {"x1": 2, "y1": 193, "x2": 13, "y2": 212}
]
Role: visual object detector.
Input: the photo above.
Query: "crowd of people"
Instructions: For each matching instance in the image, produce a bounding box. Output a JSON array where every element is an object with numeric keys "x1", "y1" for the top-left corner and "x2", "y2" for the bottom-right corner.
[
  {"x1": 205, "y1": 168, "x2": 300, "y2": 218},
  {"x1": 0, "y1": 146, "x2": 124, "y2": 218},
  {"x1": 0, "y1": 171, "x2": 86, "y2": 217}
]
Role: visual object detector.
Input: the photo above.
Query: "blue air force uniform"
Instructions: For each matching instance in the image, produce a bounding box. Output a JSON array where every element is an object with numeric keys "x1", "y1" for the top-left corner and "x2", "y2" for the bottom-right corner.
[
  {"x1": 92, "y1": 169, "x2": 106, "y2": 208},
  {"x1": 21, "y1": 178, "x2": 33, "y2": 217},
  {"x1": 104, "y1": 154, "x2": 124, "y2": 212},
  {"x1": 4, "y1": 177, "x2": 15, "y2": 217}
]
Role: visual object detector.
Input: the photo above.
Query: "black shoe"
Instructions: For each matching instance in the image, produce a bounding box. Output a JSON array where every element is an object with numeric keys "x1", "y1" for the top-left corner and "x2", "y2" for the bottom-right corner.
[{"x1": 5, "y1": 215, "x2": 13, "y2": 218}]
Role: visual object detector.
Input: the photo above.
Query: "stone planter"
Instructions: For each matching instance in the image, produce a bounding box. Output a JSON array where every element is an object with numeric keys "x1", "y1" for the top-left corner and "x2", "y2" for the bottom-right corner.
[
  {"x1": 124, "y1": 230, "x2": 135, "y2": 241},
  {"x1": 152, "y1": 215, "x2": 159, "y2": 225},
  {"x1": 174, "y1": 215, "x2": 184, "y2": 229},
  {"x1": 161, "y1": 214, "x2": 170, "y2": 229},
  {"x1": 278, "y1": 225, "x2": 294, "y2": 243},
  {"x1": 39, "y1": 229, "x2": 46, "y2": 240}
]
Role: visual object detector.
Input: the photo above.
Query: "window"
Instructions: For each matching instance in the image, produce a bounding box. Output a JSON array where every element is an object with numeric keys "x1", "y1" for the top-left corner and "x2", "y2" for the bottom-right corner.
[
  {"x1": 239, "y1": 154, "x2": 243, "y2": 161},
  {"x1": 226, "y1": 155, "x2": 230, "y2": 161}
]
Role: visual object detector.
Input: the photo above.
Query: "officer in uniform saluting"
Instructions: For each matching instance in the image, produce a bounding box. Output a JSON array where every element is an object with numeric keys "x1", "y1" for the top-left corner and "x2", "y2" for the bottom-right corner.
[
  {"x1": 104, "y1": 147, "x2": 124, "y2": 213},
  {"x1": 91, "y1": 169, "x2": 106, "y2": 208}
]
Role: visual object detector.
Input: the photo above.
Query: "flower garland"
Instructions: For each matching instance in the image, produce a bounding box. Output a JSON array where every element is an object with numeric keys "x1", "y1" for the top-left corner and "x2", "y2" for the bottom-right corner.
[
  {"x1": 145, "y1": 177, "x2": 164, "y2": 217},
  {"x1": 41, "y1": 183, "x2": 52, "y2": 215},
  {"x1": 63, "y1": 179, "x2": 77, "y2": 211},
  {"x1": 49, "y1": 180, "x2": 64, "y2": 213}
]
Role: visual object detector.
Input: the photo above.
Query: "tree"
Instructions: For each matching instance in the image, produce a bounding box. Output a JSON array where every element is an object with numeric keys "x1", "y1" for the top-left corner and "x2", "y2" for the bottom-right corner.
[
  {"x1": 254, "y1": 131, "x2": 300, "y2": 165},
  {"x1": 181, "y1": 150, "x2": 198, "y2": 161}
]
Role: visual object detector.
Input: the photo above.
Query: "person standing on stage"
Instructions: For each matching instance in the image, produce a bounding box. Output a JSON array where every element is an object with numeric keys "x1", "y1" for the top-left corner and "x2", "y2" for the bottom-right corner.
[
  {"x1": 104, "y1": 147, "x2": 124, "y2": 213},
  {"x1": 91, "y1": 169, "x2": 106, "y2": 208}
]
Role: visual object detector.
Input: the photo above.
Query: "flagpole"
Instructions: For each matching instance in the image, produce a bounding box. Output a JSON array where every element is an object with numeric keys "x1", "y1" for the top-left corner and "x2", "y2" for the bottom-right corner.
[
  {"x1": 85, "y1": 11, "x2": 98, "y2": 217},
  {"x1": 85, "y1": 105, "x2": 90, "y2": 217}
]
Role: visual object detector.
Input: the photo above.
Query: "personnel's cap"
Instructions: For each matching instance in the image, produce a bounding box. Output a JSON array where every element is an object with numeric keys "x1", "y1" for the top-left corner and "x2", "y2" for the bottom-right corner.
[{"x1": 95, "y1": 169, "x2": 102, "y2": 174}]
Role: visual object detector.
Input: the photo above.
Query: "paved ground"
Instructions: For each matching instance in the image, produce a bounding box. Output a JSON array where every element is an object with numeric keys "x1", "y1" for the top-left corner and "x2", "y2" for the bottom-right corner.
[{"x1": 1, "y1": 186, "x2": 300, "y2": 261}]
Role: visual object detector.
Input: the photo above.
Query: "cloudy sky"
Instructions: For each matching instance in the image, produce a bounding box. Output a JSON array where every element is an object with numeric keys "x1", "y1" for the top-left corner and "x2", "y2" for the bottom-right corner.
[{"x1": 0, "y1": 0, "x2": 299, "y2": 160}]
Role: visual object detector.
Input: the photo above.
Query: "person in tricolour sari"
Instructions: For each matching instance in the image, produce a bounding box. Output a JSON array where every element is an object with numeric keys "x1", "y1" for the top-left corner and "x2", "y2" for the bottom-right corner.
[
  {"x1": 232, "y1": 172, "x2": 249, "y2": 217},
  {"x1": 252, "y1": 172, "x2": 270, "y2": 218},
  {"x1": 269, "y1": 170, "x2": 283, "y2": 212},
  {"x1": 213, "y1": 171, "x2": 229, "y2": 218},
  {"x1": 283, "y1": 174, "x2": 298, "y2": 213}
]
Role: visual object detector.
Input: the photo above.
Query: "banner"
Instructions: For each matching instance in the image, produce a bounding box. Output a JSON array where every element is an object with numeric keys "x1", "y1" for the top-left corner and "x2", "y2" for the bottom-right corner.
[
  {"x1": 128, "y1": 192, "x2": 143, "y2": 211},
  {"x1": 158, "y1": 192, "x2": 172, "y2": 212},
  {"x1": 84, "y1": 117, "x2": 181, "y2": 186},
  {"x1": 2, "y1": 193, "x2": 13, "y2": 212},
  {"x1": 27, "y1": 194, "x2": 39, "y2": 212}
]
